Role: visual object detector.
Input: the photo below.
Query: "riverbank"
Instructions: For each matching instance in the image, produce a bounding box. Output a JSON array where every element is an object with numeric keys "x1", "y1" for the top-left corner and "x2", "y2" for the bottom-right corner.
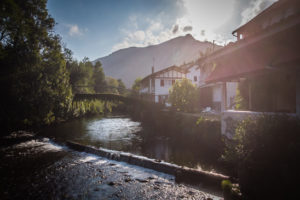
[{"x1": 0, "y1": 132, "x2": 222, "y2": 200}]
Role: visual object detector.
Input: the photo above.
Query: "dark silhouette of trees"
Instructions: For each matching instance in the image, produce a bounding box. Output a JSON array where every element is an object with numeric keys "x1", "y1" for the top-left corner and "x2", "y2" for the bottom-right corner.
[
  {"x1": 0, "y1": 0, "x2": 71, "y2": 132},
  {"x1": 117, "y1": 79, "x2": 126, "y2": 95}
]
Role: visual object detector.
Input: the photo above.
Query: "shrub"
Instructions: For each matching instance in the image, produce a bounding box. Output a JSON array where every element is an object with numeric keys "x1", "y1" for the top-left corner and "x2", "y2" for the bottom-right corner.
[
  {"x1": 223, "y1": 115, "x2": 300, "y2": 200},
  {"x1": 168, "y1": 79, "x2": 197, "y2": 112}
]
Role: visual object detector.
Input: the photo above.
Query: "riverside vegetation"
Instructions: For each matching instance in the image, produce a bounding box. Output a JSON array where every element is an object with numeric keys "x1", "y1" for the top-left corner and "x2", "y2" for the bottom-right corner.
[
  {"x1": 1, "y1": 1, "x2": 300, "y2": 200},
  {"x1": 0, "y1": 0, "x2": 126, "y2": 134}
]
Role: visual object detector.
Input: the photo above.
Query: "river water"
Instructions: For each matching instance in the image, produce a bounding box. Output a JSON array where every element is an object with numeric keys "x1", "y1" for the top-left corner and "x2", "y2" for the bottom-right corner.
[
  {"x1": 0, "y1": 115, "x2": 224, "y2": 199},
  {"x1": 41, "y1": 115, "x2": 221, "y2": 172},
  {"x1": 0, "y1": 133, "x2": 222, "y2": 199}
]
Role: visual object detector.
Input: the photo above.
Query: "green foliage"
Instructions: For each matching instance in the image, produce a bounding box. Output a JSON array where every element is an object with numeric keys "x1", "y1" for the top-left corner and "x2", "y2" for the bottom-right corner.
[
  {"x1": 223, "y1": 115, "x2": 300, "y2": 199},
  {"x1": 131, "y1": 77, "x2": 142, "y2": 97},
  {"x1": 221, "y1": 180, "x2": 232, "y2": 191},
  {"x1": 221, "y1": 180, "x2": 242, "y2": 200},
  {"x1": 0, "y1": 0, "x2": 72, "y2": 130},
  {"x1": 93, "y1": 61, "x2": 106, "y2": 93},
  {"x1": 105, "y1": 76, "x2": 119, "y2": 94},
  {"x1": 117, "y1": 79, "x2": 127, "y2": 95},
  {"x1": 67, "y1": 57, "x2": 97, "y2": 94},
  {"x1": 168, "y1": 78, "x2": 197, "y2": 112},
  {"x1": 234, "y1": 81, "x2": 249, "y2": 110},
  {"x1": 71, "y1": 100, "x2": 117, "y2": 117},
  {"x1": 0, "y1": 0, "x2": 123, "y2": 133}
]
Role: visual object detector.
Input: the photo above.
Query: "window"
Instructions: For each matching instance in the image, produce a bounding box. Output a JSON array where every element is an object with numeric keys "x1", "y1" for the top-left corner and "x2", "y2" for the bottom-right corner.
[
  {"x1": 172, "y1": 80, "x2": 175, "y2": 85},
  {"x1": 160, "y1": 79, "x2": 164, "y2": 87},
  {"x1": 194, "y1": 76, "x2": 197, "y2": 82}
]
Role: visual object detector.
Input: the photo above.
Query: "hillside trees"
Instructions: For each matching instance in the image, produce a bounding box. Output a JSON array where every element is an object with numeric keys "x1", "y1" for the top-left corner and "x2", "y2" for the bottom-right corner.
[
  {"x1": 66, "y1": 56, "x2": 123, "y2": 95},
  {"x1": 0, "y1": 0, "x2": 72, "y2": 130}
]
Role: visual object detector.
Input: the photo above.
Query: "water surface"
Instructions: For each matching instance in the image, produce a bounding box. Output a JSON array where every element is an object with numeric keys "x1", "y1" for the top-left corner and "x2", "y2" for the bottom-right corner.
[{"x1": 41, "y1": 115, "x2": 221, "y2": 172}]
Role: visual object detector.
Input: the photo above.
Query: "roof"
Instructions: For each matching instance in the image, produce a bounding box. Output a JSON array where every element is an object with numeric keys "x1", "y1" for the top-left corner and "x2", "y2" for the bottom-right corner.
[
  {"x1": 232, "y1": 0, "x2": 299, "y2": 35},
  {"x1": 140, "y1": 65, "x2": 186, "y2": 84},
  {"x1": 205, "y1": 26, "x2": 300, "y2": 83}
]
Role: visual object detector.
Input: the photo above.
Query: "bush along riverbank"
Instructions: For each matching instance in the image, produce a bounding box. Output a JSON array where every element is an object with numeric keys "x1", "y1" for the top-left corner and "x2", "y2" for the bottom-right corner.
[
  {"x1": 222, "y1": 115, "x2": 300, "y2": 200},
  {"x1": 130, "y1": 107, "x2": 300, "y2": 200}
]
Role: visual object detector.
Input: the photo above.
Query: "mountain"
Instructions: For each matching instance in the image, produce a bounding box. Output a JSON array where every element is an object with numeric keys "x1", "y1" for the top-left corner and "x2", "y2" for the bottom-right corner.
[{"x1": 93, "y1": 34, "x2": 221, "y2": 87}]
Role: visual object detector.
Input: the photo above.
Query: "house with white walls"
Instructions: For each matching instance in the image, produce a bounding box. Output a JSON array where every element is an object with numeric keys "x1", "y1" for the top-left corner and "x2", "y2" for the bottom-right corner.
[
  {"x1": 203, "y1": 0, "x2": 300, "y2": 138},
  {"x1": 140, "y1": 66, "x2": 187, "y2": 105},
  {"x1": 189, "y1": 58, "x2": 238, "y2": 112},
  {"x1": 184, "y1": 63, "x2": 200, "y2": 87},
  {"x1": 140, "y1": 60, "x2": 237, "y2": 109}
]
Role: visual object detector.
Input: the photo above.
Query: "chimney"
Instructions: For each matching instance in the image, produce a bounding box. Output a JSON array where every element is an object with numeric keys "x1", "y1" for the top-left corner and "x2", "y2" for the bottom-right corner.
[{"x1": 152, "y1": 66, "x2": 154, "y2": 74}]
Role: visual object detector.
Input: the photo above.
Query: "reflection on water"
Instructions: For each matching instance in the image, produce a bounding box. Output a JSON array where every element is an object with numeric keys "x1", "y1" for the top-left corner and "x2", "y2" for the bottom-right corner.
[
  {"x1": 86, "y1": 118, "x2": 141, "y2": 142},
  {"x1": 41, "y1": 115, "x2": 221, "y2": 172}
]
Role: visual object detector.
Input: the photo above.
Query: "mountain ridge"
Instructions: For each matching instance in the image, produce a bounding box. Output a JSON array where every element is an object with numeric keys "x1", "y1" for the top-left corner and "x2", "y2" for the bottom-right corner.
[{"x1": 93, "y1": 34, "x2": 221, "y2": 87}]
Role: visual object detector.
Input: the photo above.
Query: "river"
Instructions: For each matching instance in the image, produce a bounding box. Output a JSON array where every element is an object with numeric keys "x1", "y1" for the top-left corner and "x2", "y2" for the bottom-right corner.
[
  {"x1": 0, "y1": 114, "x2": 224, "y2": 199},
  {"x1": 41, "y1": 114, "x2": 222, "y2": 172}
]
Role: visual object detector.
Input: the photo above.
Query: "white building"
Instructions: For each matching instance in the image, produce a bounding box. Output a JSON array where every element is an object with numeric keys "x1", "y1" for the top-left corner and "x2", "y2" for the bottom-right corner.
[
  {"x1": 140, "y1": 60, "x2": 237, "y2": 110},
  {"x1": 184, "y1": 63, "x2": 200, "y2": 87},
  {"x1": 140, "y1": 66, "x2": 186, "y2": 104}
]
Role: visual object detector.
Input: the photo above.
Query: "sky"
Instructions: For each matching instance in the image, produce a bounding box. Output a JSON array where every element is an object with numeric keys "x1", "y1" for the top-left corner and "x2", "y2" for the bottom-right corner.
[{"x1": 47, "y1": 0, "x2": 277, "y2": 61}]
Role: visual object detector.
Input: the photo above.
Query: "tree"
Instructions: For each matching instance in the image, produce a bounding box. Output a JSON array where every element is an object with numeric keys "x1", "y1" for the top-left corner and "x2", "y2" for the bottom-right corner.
[
  {"x1": 93, "y1": 61, "x2": 106, "y2": 93},
  {"x1": 168, "y1": 79, "x2": 197, "y2": 112},
  {"x1": 105, "y1": 76, "x2": 119, "y2": 94},
  {"x1": 131, "y1": 77, "x2": 142, "y2": 97},
  {"x1": 117, "y1": 79, "x2": 126, "y2": 95},
  {"x1": 0, "y1": 0, "x2": 72, "y2": 130}
]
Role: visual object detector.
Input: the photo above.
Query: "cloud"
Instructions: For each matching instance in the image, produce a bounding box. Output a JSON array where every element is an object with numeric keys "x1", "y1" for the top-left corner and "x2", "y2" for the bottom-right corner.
[
  {"x1": 112, "y1": 16, "x2": 176, "y2": 51},
  {"x1": 132, "y1": 30, "x2": 146, "y2": 41},
  {"x1": 112, "y1": 0, "x2": 278, "y2": 52},
  {"x1": 240, "y1": 0, "x2": 277, "y2": 25},
  {"x1": 148, "y1": 21, "x2": 163, "y2": 32},
  {"x1": 172, "y1": 24, "x2": 179, "y2": 34},
  {"x1": 67, "y1": 24, "x2": 85, "y2": 37},
  {"x1": 183, "y1": 25, "x2": 193, "y2": 32}
]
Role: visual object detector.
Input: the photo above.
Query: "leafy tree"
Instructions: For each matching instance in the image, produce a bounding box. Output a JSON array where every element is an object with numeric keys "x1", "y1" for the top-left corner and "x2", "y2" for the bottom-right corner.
[
  {"x1": 0, "y1": 0, "x2": 72, "y2": 130},
  {"x1": 131, "y1": 77, "x2": 142, "y2": 97},
  {"x1": 105, "y1": 76, "x2": 119, "y2": 94},
  {"x1": 66, "y1": 57, "x2": 97, "y2": 94},
  {"x1": 117, "y1": 79, "x2": 126, "y2": 95},
  {"x1": 93, "y1": 61, "x2": 106, "y2": 93},
  {"x1": 168, "y1": 78, "x2": 197, "y2": 112}
]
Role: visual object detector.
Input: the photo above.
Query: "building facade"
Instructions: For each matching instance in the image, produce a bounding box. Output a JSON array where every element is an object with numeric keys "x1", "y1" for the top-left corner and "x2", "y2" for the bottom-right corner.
[
  {"x1": 140, "y1": 66, "x2": 186, "y2": 105},
  {"x1": 203, "y1": 0, "x2": 300, "y2": 137}
]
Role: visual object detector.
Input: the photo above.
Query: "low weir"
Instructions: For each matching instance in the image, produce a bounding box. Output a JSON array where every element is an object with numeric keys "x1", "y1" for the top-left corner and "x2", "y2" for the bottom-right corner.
[{"x1": 66, "y1": 141, "x2": 230, "y2": 192}]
